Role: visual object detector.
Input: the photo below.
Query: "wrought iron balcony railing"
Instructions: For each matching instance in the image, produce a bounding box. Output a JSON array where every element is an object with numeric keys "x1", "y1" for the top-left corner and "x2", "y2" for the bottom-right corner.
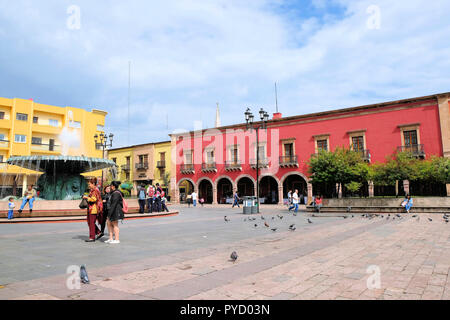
[
  {"x1": 30, "y1": 143, "x2": 61, "y2": 152},
  {"x1": 202, "y1": 162, "x2": 217, "y2": 172},
  {"x1": 353, "y1": 149, "x2": 371, "y2": 162},
  {"x1": 121, "y1": 164, "x2": 131, "y2": 171},
  {"x1": 397, "y1": 144, "x2": 425, "y2": 158},
  {"x1": 180, "y1": 163, "x2": 195, "y2": 174},
  {"x1": 279, "y1": 155, "x2": 298, "y2": 167},
  {"x1": 225, "y1": 160, "x2": 242, "y2": 171},
  {"x1": 250, "y1": 158, "x2": 269, "y2": 169},
  {"x1": 135, "y1": 162, "x2": 149, "y2": 170},
  {"x1": 157, "y1": 161, "x2": 166, "y2": 168}
]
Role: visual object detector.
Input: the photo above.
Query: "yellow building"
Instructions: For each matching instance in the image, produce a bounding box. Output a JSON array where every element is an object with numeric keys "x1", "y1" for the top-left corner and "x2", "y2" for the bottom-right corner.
[
  {"x1": 106, "y1": 140, "x2": 172, "y2": 197},
  {"x1": 0, "y1": 97, "x2": 107, "y2": 197}
]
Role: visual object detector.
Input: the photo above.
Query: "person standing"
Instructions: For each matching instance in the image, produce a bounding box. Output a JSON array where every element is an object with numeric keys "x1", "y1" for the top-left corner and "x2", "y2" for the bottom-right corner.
[
  {"x1": 147, "y1": 185, "x2": 155, "y2": 213},
  {"x1": 161, "y1": 192, "x2": 170, "y2": 212},
  {"x1": 8, "y1": 197, "x2": 15, "y2": 220},
  {"x1": 287, "y1": 190, "x2": 293, "y2": 207},
  {"x1": 99, "y1": 185, "x2": 111, "y2": 238},
  {"x1": 155, "y1": 183, "x2": 163, "y2": 212},
  {"x1": 83, "y1": 178, "x2": 103, "y2": 242},
  {"x1": 138, "y1": 184, "x2": 146, "y2": 214},
  {"x1": 106, "y1": 181, "x2": 124, "y2": 244},
  {"x1": 18, "y1": 185, "x2": 37, "y2": 214},
  {"x1": 288, "y1": 190, "x2": 299, "y2": 213},
  {"x1": 232, "y1": 191, "x2": 240, "y2": 208},
  {"x1": 191, "y1": 190, "x2": 198, "y2": 207}
]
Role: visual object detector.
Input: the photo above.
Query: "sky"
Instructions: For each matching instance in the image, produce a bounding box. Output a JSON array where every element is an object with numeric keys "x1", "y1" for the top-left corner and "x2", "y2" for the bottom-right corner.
[{"x1": 0, "y1": 0, "x2": 449, "y2": 148}]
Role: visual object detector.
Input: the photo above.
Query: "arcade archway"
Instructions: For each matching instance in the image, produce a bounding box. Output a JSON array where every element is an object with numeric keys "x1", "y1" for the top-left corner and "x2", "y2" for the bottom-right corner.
[
  {"x1": 237, "y1": 176, "x2": 255, "y2": 197},
  {"x1": 178, "y1": 179, "x2": 195, "y2": 203},
  {"x1": 259, "y1": 176, "x2": 279, "y2": 204},
  {"x1": 282, "y1": 173, "x2": 307, "y2": 204},
  {"x1": 198, "y1": 179, "x2": 213, "y2": 204},
  {"x1": 216, "y1": 177, "x2": 233, "y2": 204}
]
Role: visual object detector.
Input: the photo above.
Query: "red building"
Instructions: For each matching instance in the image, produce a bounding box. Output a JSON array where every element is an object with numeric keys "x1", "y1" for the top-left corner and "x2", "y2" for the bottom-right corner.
[{"x1": 170, "y1": 93, "x2": 450, "y2": 204}]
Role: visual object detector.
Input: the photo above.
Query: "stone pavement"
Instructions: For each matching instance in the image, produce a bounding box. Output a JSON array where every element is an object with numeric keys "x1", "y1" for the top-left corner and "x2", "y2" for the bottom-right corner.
[{"x1": 0, "y1": 205, "x2": 449, "y2": 300}]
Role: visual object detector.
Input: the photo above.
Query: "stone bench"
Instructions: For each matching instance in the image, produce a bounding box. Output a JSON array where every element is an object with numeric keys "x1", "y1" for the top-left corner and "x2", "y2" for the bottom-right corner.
[{"x1": 306, "y1": 206, "x2": 450, "y2": 214}]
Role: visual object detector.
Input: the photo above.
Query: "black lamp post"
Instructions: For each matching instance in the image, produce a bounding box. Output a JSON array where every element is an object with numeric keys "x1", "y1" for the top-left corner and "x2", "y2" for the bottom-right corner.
[
  {"x1": 245, "y1": 107, "x2": 269, "y2": 213},
  {"x1": 94, "y1": 132, "x2": 114, "y2": 191}
]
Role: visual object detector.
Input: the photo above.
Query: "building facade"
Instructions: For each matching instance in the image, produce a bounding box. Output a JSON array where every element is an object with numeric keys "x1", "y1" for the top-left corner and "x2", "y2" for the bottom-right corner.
[
  {"x1": 0, "y1": 97, "x2": 107, "y2": 197},
  {"x1": 171, "y1": 93, "x2": 450, "y2": 204}
]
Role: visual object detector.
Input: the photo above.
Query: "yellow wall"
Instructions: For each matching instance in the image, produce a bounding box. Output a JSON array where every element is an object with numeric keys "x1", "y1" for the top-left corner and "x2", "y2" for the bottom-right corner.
[
  {"x1": 0, "y1": 97, "x2": 108, "y2": 190},
  {"x1": 107, "y1": 148, "x2": 133, "y2": 183}
]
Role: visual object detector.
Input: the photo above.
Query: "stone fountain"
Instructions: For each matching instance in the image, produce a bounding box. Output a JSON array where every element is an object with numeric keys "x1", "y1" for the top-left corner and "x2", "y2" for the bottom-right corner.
[{"x1": 6, "y1": 156, "x2": 117, "y2": 200}]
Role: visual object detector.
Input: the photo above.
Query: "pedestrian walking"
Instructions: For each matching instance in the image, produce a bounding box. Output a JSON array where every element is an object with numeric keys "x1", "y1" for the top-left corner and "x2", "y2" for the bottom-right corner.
[
  {"x1": 288, "y1": 189, "x2": 299, "y2": 213},
  {"x1": 18, "y1": 185, "x2": 36, "y2": 214},
  {"x1": 191, "y1": 190, "x2": 198, "y2": 207},
  {"x1": 147, "y1": 185, "x2": 155, "y2": 213},
  {"x1": 287, "y1": 190, "x2": 293, "y2": 207},
  {"x1": 138, "y1": 184, "x2": 146, "y2": 213},
  {"x1": 232, "y1": 191, "x2": 240, "y2": 208},
  {"x1": 155, "y1": 183, "x2": 163, "y2": 212},
  {"x1": 83, "y1": 178, "x2": 103, "y2": 242},
  {"x1": 161, "y1": 192, "x2": 170, "y2": 212},
  {"x1": 8, "y1": 197, "x2": 15, "y2": 220},
  {"x1": 106, "y1": 181, "x2": 124, "y2": 244}
]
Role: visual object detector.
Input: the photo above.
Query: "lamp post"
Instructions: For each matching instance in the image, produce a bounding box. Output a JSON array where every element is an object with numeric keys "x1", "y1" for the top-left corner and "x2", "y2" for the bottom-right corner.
[
  {"x1": 245, "y1": 107, "x2": 269, "y2": 213},
  {"x1": 94, "y1": 132, "x2": 114, "y2": 191}
]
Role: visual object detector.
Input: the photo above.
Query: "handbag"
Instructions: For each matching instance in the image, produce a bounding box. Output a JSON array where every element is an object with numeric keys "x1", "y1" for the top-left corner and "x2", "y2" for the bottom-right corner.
[{"x1": 79, "y1": 198, "x2": 88, "y2": 209}]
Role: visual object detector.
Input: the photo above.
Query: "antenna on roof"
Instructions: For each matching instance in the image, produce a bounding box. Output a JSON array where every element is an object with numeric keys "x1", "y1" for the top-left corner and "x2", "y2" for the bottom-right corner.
[{"x1": 275, "y1": 82, "x2": 279, "y2": 113}]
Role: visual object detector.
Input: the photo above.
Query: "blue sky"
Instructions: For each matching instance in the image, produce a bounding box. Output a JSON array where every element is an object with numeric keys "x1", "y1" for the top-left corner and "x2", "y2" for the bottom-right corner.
[{"x1": 0, "y1": 0, "x2": 449, "y2": 148}]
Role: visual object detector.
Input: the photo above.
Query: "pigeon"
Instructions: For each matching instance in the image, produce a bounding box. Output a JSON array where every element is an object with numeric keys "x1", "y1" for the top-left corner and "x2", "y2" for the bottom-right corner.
[
  {"x1": 230, "y1": 251, "x2": 238, "y2": 262},
  {"x1": 289, "y1": 224, "x2": 295, "y2": 229},
  {"x1": 271, "y1": 228, "x2": 278, "y2": 232},
  {"x1": 261, "y1": 216, "x2": 265, "y2": 220},
  {"x1": 347, "y1": 206, "x2": 352, "y2": 213},
  {"x1": 396, "y1": 214, "x2": 401, "y2": 218},
  {"x1": 428, "y1": 218, "x2": 433, "y2": 222},
  {"x1": 80, "y1": 265, "x2": 89, "y2": 284},
  {"x1": 224, "y1": 216, "x2": 230, "y2": 222},
  {"x1": 381, "y1": 215, "x2": 384, "y2": 218},
  {"x1": 388, "y1": 214, "x2": 391, "y2": 217},
  {"x1": 272, "y1": 217, "x2": 275, "y2": 220},
  {"x1": 351, "y1": 215, "x2": 354, "y2": 218},
  {"x1": 279, "y1": 216, "x2": 284, "y2": 220},
  {"x1": 412, "y1": 215, "x2": 418, "y2": 218},
  {"x1": 289, "y1": 227, "x2": 297, "y2": 231},
  {"x1": 343, "y1": 216, "x2": 348, "y2": 219},
  {"x1": 264, "y1": 222, "x2": 270, "y2": 228},
  {"x1": 307, "y1": 219, "x2": 313, "y2": 224},
  {"x1": 254, "y1": 224, "x2": 258, "y2": 227}
]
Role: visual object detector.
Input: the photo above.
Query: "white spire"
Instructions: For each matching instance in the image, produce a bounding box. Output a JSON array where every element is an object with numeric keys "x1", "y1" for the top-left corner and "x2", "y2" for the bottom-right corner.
[{"x1": 215, "y1": 102, "x2": 221, "y2": 127}]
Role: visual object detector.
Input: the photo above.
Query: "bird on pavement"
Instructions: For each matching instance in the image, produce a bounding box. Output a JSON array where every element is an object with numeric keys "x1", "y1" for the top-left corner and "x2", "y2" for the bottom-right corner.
[
  {"x1": 254, "y1": 224, "x2": 258, "y2": 227},
  {"x1": 428, "y1": 218, "x2": 433, "y2": 222},
  {"x1": 343, "y1": 216, "x2": 348, "y2": 219},
  {"x1": 80, "y1": 265, "x2": 89, "y2": 284},
  {"x1": 412, "y1": 215, "x2": 418, "y2": 218},
  {"x1": 307, "y1": 219, "x2": 313, "y2": 224},
  {"x1": 230, "y1": 251, "x2": 238, "y2": 262},
  {"x1": 271, "y1": 228, "x2": 278, "y2": 232},
  {"x1": 261, "y1": 216, "x2": 265, "y2": 220},
  {"x1": 272, "y1": 217, "x2": 275, "y2": 220},
  {"x1": 264, "y1": 222, "x2": 270, "y2": 228},
  {"x1": 224, "y1": 216, "x2": 230, "y2": 222}
]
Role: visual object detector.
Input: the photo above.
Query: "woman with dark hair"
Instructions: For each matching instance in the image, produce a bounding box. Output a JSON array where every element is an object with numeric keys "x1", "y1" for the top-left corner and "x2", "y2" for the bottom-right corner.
[
  {"x1": 83, "y1": 178, "x2": 103, "y2": 242},
  {"x1": 106, "y1": 181, "x2": 124, "y2": 244},
  {"x1": 98, "y1": 185, "x2": 111, "y2": 238}
]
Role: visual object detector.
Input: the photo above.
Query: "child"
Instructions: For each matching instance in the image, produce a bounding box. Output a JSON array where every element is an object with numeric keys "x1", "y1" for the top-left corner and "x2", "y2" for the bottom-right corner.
[
  {"x1": 161, "y1": 195, "x2": 169, "y2": 212},
  {"x1": 199, "y1": 198, "x2": 204, "y2": 207},
  {"x1": 8, "y1": 197, "x2": 15, "y2": 220}
]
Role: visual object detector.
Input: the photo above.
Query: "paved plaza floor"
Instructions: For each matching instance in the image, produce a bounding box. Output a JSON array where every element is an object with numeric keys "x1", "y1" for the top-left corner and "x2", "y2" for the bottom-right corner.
[{"x1": 0, "y1": 205, "x2": 449, "y2": 300}]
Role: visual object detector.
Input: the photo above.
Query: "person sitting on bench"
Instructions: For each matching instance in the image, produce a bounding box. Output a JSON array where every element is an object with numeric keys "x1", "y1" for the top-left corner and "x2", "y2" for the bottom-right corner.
[
  {"x1": 401, "y1": 195, "x2": 413, "y2": 214},
  {"x1": 314, "y1": 195, "x2": 323, "y2": 213}
]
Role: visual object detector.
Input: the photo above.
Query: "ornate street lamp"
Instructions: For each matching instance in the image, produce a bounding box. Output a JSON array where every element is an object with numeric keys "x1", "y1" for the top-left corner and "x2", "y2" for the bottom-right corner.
[
  {"x1": 94, "y1": 132, "x2": 114, "y2": 191},
  {"x1": 244, "y1": 107, "x2": 269, "y2": 213}
]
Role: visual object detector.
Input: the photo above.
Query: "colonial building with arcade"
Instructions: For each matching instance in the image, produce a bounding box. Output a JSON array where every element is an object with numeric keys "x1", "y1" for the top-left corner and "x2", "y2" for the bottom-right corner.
[{"x1": 170, "y1": 92, "x2": 450, "y2": 205}]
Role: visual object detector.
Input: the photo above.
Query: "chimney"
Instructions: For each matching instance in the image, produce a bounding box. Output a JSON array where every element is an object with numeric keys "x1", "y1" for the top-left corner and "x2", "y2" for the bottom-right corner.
[{"x1": 273, "y1": 112, "x2": 282, "y2": 120}]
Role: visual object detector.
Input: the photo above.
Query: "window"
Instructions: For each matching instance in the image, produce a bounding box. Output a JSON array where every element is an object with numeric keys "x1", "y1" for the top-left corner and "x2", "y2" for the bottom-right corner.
[
  {"x1": 32, "y1": 137, "x2": 42, "y2": 145},
  {"x1": 33, "y1": 116, "x2": 38, "y2": 123},
  {"x1": 231, "y1": 147, "x2": 238, "y2": 163},
  {"x1": 160, "y1": 168, "x2": 166, "y2": 179},
  {"x1": 69, "y1": 121, "x2": 81, "y2": 128},
  {"x1": 185, "y1": 151, "x2": 193, "y2": 164},
  {"x1": 351, "y1": 136, "x2": 364, "y2": 151},
  {"x1": 404, "y1": 130, "x2": 418, "y2": 146},
  {"x1": 0, "y1": 155, "x2": 3, "y2": 163},
  {"x1": 0, "y1": 112, "x2": 4, "y2": 120},
  {"x1": 97, "y1": 124, "x2": 104, "y2": 132},
  {"x1": 284, "y1": 143, "x2": 294, "y2": 157},
  {"x1": 0, "y1": 134, "x2": 5, "y2": 141},
  {"x1": 49, "y1": 119, "x2": 58, "y2": 127},
  {"x1": 317, "y1": 139, "x2": 328, "y2": 151},
  {"x1": 139, "y1": 154, "x2": 148, "y2": 164},
  {"x1": 16, "y1": 113, "x2": 28, "y2": 121},
  {"x1": 126, "y1": 156, "x2": 130, "y2": 166},
  {"x1": 160, "y1": 152, "x2": 166, "y2": 162},
  {"x1": 206, "y1": 150, "x2": 214, "y2": 163},
  {"x1": 95, "y1": 143, "x2": 102, "y2": 150},
  {"x1": 15, "y1": 134, "x2": 26, "y2": 143}
]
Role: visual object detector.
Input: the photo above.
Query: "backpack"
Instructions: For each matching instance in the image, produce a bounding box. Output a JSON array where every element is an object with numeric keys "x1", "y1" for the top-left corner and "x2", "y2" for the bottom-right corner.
[{"x1": 114, "y1": 190, "x2": 128, "y2": 214}]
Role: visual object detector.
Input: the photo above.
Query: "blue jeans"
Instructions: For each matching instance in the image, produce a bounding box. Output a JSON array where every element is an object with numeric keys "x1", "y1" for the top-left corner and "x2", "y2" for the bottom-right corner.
[
  {"x1": 193, "y1": 200, "x2": 197, "y2": 207},
  {"x1": 8, "y1": 210, "x2": 13, "y2": 219},
  {"x1": 289, "y1": 203, "x2": 298, "y2": 212},
  {"x1": 20, "y1": 198, "x2": 34, "y2": 211},
  {"x1": 405, "y1": 203, "x2": 412, "y2": 211},
  {"x1": 232, "y1": 199, "x2": 240, "y2": 208}
]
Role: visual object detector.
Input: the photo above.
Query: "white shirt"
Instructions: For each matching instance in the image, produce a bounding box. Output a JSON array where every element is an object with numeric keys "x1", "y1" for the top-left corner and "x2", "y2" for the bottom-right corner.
[
  {"x1": 191, "y1": 192, "x2": 197, "y2": 201},
  {"x1": 292, "y1": 192, "x2": 299, "y2": 204}
]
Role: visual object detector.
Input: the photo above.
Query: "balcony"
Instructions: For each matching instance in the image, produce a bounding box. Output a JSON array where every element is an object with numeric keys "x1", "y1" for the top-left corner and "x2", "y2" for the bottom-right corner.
[
  {"x1": 279, "y1": 155, "x2": 299, "y2": 168},
  {"x1": 31, "y1": 143, "x2": 61, "y2": 153},
  {"x1": 250, "y1": 158, "x2": 270, "y2": 169},
  {"x1": 180, "y1": 163, "x2": 195, "y2": 174},
  {"x1": 135, "y1": 162, "x2": 149, "y2": 170},
  {"x1": 353, "y1": 149, "x2": 371, "y2": 162},
  {"x1": 121, "y1": 164, "x2": 131, "y2": 171},
  {"x1": 225, "y1": 160, "x2": 242, "y2": 172},
  {"x1": 202, "y1": 162, "x2": 217, "y2": 173},
  {"x1": 397, "y1": 144, "x2": 425, "y2": 158},
  {"x1": 157, "y1": 161, "x2": 166, "y2": 168},
  {"x1": 0, "y1": 139, "x2": 9, "y2": 149}
]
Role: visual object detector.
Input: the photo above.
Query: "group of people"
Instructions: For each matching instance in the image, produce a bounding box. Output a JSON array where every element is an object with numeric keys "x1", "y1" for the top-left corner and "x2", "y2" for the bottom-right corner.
[
  {"x1": 83, "y1": 178, "x2": 124, "y2": 243},
  {"x1": 287, "y1": 190, "x2": 323, "y2": 213},
  {"x1": 7, "y1": 184, "x2": 37, "y2": 219},
  {"x1": 137, "y1": 183, "x2": 169, "y2": 213}
]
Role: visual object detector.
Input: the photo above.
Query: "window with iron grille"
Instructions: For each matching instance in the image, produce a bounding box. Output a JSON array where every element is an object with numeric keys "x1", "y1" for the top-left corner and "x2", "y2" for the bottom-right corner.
[
  {"x1": 352, "y1": 136, "x2": 364, "y2": 151},
  {"x1": 0, "y1": 112, "x2": 4, "y2": 120},
  {"x1": 15, "y1": 134, "x2": 26, "y2": 143},
  {"x1": 403, "y1": 130, "x2": 418, "y2": 146},
  {"x1": 317, "y1": 139, "x2": 328, "y2": 151},
  {"x1": 33, "y1": 116, "x2": 38, "y2": 123},
  {"x1": 16, "y1": 113, "x2": 28, "y2": 121},
  {"x1": 32, "y1": 137, "x2": 42, "y2": 145}
]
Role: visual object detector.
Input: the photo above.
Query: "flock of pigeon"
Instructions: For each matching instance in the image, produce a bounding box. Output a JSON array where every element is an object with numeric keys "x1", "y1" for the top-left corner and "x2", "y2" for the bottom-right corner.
[{"x1": 226, "y1": 211, "x2": 450, "y2": 263}]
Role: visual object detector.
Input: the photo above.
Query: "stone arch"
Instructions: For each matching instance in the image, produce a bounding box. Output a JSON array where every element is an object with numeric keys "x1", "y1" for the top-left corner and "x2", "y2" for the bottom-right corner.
[
  {"x1": 258, "y1": 175, "x2": 280, "y2": 204},
  {"x1": 281, "y1": 171, "x2": 310, "y2": 205},
  {"x1": 177, "y1": 177, "x2": 196, "y2": 189},
  {"x1": 177, "y1": 178, "x2": 196, "y2": 203},
  {"x1": 280, "y1": 171, "x2": 309, "y2": 185},
  {"x1": 197, "y1": 177, "x2": 214, "y2": 204},
  {"x1": 215, "y1": 175, "x2": 234, "y2": 204},
  {"x1": 258, "y1": 173, "x2": 281, "y2": 185},
  {"x1": 235, "y1": 174, "x2": 256, "y2": 186},
  {"x1": 214, "y1": 175, "x2": 235, "y2": 189},
  {"x1": 236, "y1": 174, "x2": 256, "y2": 197}
]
